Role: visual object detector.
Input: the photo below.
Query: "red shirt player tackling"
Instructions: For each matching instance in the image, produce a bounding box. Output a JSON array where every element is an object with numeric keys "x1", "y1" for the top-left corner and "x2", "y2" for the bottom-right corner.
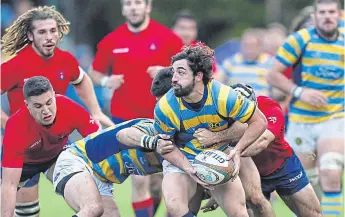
[
  {"x1": 89, "y1": 0, "x2": 183, "y2": 121},
  {"x1": 1, "y1": 76, "x2": 100, "y2": 217}
]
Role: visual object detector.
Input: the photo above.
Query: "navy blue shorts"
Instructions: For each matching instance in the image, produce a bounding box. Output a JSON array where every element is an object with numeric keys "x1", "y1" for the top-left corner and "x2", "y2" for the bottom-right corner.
[{"x1": 261, "y1": 151, "x2": 309, "y2": 200}]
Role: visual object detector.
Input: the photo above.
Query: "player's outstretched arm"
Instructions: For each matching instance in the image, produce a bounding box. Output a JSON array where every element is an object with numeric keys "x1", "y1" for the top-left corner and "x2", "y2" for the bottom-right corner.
[
  {"x1": 1, "y1": 167, "x2": 22, "y2": 217},
  {"x1": 73, "y1": 73, "x2": 115, "y2": 127},
  {"x1": 241, "y1": 130, "x2": 275, "y2": 157},
  {"x1": 193, "y1": 121, "x2": 247, "y2": 148}
]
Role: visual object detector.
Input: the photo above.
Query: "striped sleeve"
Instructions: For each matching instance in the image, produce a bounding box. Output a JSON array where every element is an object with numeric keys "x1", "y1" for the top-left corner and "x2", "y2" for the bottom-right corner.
[
  {"x1": 154, "y1": 95, "x2": 179, "y2": 136},
  {"x1": 276, "y1": 28, "x2": 311, "y2": 67},
  {"x1": 132, "y1": 120, "x2": 155, "y2": 136},
  {"x1": 217, "y1": 84, "x2": 256, "y2": 123}
]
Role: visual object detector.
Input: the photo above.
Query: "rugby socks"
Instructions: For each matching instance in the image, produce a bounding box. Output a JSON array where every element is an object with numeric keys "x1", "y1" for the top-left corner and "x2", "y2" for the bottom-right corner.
[
  {"x1": 182, "y1": 211, "x2": 196, "y2": 217},
  {"x1": 132, "y1": 197, "x2": 153, "y2": 217},
  {"x1": 152, "y1": 196, "x2": 162, "y2": 215},
  {"x1": 321, "y1": 191, "x2": 343, "y2": 217}
]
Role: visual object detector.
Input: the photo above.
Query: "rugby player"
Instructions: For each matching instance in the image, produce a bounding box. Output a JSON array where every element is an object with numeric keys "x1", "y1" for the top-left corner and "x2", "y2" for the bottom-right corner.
[
  {"x1": 88, "y1": 0, "x2": 184, "y2": 215},
  {"x1": 1, "y1": 76, "x2": 100, "y2": 217},
  {"x1": 1, "y1": 6, "x2": 113, "y2": 217},
  {"x1": 196, "y1": 84, "x2": 323, "y2": 217},
  {"x1": 154, "y1": 44, "x2": 268, "y2": 217},
  {"x1": 267, "y1": 0, "x2": 344, "y2": 216}
]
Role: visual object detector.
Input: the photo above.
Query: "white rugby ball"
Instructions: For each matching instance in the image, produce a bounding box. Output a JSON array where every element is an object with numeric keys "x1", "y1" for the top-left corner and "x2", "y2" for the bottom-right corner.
[{"x1": 192, "y1": 150, "x2": 235, "y2": 185}]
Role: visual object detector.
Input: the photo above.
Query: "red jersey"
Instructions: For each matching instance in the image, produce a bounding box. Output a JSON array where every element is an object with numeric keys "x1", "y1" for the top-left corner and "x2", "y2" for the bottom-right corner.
[
  {"x1": 252, "y1": 96, "x2": 293, "y2": 176},
  {"x1": 92, "y1": 20, "x2": 184, "y2": 119},
  {"x1": 2, "y1": 95, "x2": 99, "y2": 168},
  {"x1": 1, "y1": 45, "x2": 84, "y2": 115}
]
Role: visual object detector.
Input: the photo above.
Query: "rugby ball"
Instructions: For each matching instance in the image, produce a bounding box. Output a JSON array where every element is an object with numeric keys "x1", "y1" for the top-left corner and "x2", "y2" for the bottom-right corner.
[{"x1": 192, "y1": 150, "x2": 235, "y2": 185}]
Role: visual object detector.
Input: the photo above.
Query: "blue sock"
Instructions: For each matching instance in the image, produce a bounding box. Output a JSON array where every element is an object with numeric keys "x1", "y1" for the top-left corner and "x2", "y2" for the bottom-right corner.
[
  {"x1": 182, "y1": 211, "x2": 196, "y2": 217},
  {"x1": 321, "y1": 191, "x2": 343, "y2": 217},
  {"x1": 132, "y1": 197, "x2": 153, "y2": 217}
]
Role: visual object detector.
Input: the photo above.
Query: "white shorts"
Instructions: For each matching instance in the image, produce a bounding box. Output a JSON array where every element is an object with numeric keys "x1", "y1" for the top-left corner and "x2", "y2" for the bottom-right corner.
[
  {"x1": 53, "y1": 150, "x2": 113, "y2": 197},
  {"x1": 162, "y1": 160, "x2": 193, "y2": 176},
  {"x1": 286, "y1": 117, "x2": 344, "y2": 153}
]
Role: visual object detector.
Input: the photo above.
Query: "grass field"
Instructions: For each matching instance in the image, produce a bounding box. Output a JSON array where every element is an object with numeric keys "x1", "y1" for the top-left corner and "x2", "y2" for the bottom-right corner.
[{"x1": 39, "y1": 174, "x2": 294, "y2": 217}]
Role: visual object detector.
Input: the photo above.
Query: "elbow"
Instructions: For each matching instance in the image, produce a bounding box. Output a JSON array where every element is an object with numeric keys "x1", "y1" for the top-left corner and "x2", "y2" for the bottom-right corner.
[{"x1": 116, "y1": 129, "x2": 126, "y2": 144}]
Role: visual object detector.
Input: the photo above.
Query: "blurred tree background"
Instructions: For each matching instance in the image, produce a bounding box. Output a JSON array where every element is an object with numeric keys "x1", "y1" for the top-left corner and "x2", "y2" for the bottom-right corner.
[{"x1": 45, "y1": 0, "x2": 314, "y2": 51}]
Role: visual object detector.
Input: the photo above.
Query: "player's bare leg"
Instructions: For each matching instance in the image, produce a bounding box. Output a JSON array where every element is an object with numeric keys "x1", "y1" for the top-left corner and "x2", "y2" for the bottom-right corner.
[
  {"x1": 149, "y1": 173, "x2": 164, "y2": 214},
  {"x1": 317, "y1": 135, "x2": 344, "y2": 217},
  {"x1": 131, "y1": 175, "x2": 153, "y2": 216},
  {"x1": 101, "y1": 196, "x2": 120, "y2": 217},
  {"x1": 280, "y1": 184, "x2": 322, "y2": 217},
  {"x1": 15, "y1": 185, "x2": 40, "y2": 217},
  {"x1": 162, "y1": 173, "x2": 197, "y2": 217},
  {"x1": 64, "y1": 171, "x2": 105, "y2": 217},
  {"x1": 239, "y1": 157, "x2": 275, "y2": 217},
  {"x1": 211, "y1": 176, "x2": 248, "y2": 217}
]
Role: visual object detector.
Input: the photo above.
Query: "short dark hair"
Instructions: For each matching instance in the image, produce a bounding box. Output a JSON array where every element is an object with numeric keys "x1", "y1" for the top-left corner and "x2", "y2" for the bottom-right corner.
[
  {"x1": 171, "y1": 43, "x2": 214, "y2": 85},
  {"x1": 314, "y1": 0, "x2": 341, "y2": 9},
  {"x1": 23, "y1": 76, "x2": 53, "y2": 99},
  {"x1": 151, "y1": 67, "x2": 173, "y2": 97},
  {"x1": 172, "y1": 11, "x2": 197, "y2": 27}
]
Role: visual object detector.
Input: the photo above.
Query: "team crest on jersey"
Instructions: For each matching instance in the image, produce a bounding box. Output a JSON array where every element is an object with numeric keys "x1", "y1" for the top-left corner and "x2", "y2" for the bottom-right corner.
[
  {"x1": 149, "y1": 43, "x2": 157, "y2": 50},
  {"x1": 57, "y1": 71, "x2": 65, "y2": 80},
  {"x1": 209, "y1": 122, "x2": 221, "y2": 129}
]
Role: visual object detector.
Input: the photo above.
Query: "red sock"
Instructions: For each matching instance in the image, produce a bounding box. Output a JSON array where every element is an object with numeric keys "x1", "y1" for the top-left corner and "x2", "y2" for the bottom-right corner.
[{"x1": 132, "y1": 197, "x2": 154, "y2": 217}]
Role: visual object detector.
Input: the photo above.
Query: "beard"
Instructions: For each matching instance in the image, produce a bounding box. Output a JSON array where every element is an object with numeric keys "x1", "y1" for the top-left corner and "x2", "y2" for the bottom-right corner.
[
  {"x1": 127, "y1": 14, "x2": 146, "y2": 28},
  {"x1": 316, "y1": 19, "x2": 339, "y2": 38},
  {"x1": 173, "y1": 79, "x2": 195, "y2": 98},
  {"x1": 32, "y1": 41, "x2": 55, "y2": 58}
]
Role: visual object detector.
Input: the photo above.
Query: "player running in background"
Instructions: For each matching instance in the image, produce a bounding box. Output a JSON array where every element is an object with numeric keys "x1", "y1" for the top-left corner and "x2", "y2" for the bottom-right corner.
[
  {"x1": 267, "y1": 0, "x2": 344, "y2": 216},
  {"x1": 154, "y1": 44, "x2": 268, "y2": 217},
  {"x1": 1, "y1": 76, "x2": 100, "y2": 217},
  {"x1": 0, "y1": 6, "x2": 113, "y2": 217},
  {"x1": 88, "y1": 0, "x2": 183, "y2": 215}
]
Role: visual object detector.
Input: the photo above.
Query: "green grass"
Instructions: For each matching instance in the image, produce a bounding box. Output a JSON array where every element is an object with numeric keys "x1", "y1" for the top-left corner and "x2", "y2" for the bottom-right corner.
[{"x1": 39, "y1": 175, "x2": 294, "y2": 217}]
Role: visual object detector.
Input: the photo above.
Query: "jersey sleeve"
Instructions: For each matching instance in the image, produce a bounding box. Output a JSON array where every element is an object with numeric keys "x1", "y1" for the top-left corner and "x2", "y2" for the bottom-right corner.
[
  {"x1": 2, "y1": 117, "x2": 25, "y2": 168},
  {"x1": 0, "y1": 59, "x2": 19, "y2": 92},
  {"x1": 132, "y1": 120, "x2": 155, "y2": 136},
  {"x1": 66, "y1": 53, "x2": 85, "y2": 85},
  {"x1": 92, "y1": 38, "x2": 112, "y2": 74},
  {"x1": 66, "y1": 97, "x2": 100, "y2": 136},
  {"x1": 220, "y1": 58, "x2": 233, "y2": 78},
  {"x1": 218, "y1": 85, "x2": 256, "y2": 123},
  {"x1": 259, "y1": 103, "x2": 284, "y2": 138},
  {"x1": 153, "y1": 96, "x2": 178, "y2": 136},
  {"x1": 275, "y1": 29, "x2": 311, "y2": 67}
]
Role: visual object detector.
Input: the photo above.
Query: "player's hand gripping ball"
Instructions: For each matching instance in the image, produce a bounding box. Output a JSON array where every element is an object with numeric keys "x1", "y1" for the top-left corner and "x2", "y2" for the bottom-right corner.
[{"x1": 192, "y1": 150, "x2": 235, "y2": 185}]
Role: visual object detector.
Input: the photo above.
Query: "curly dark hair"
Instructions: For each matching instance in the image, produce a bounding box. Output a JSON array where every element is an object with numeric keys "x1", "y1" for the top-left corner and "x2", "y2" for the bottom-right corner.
[
  {"x1": 171, "y1": 42, "x2": 214, "y2": 85},
  {"x1": 151, "y1": 67, "x2": 173, "y2": 97}
]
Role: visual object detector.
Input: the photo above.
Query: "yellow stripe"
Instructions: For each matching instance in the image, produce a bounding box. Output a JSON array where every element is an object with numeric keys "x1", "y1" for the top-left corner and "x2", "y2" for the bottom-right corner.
[
  {"x1": 299, "y1": 28, "x2": 311, "y2": 43},
  {"x1": 234, "y1": 53, "x2": 243, "y2": 63},
  {"x1": 322, "y1": 196, "x2": 343, "y2": 203},
  {"x1": 222, "y1": 59, "x2": 233, "y2": 72},
  {"x1": 159, "y1": 96, "x2": 180, "y2": 129},
  {"x1": 289, "y1": 113, "x2": 344, "y2": 123},
  {"x1": 307, "y1": 43, "x2": 344, "y2": 55},
  {"x1": 228, "y1": 66, "x2": 269, "y2": 75},
  {"x1": 182, "y1": 115, "x2": 224, "y2": 131},
  {"x1": 238, "y1": 101, "x2": 256, "y2": 123},
  {"x1": 321, "y1": 206, "x2": 343, "y2": 212},
  {"x1": 293, "y1": 101, "x2": 344, "y2": 113},
  {"x1": 303, "y1": 58, "x2": 344, "y2": 69},
  {"x1": 98, "y1": 159, "x2": 119, "y2": 183},
  {"x1": 257, "y1": 53, "x2": 271, "y2": 63},
  {"x1": 181, "y1": 146, "x2": 197, "y2": 156},
  {"x1": 154, "y1": 112, "x2": 175, "y2": 133},
  {"x1": 302, "y1": 73, "x2": 344, "y2": 85},
  {"x1": 323, "y1": 90, "x2": 344, "y2": 98},
  {"x1": 204, "y1": 84, "x2": 213, "y2": 106},
  {"x1": 278, "y1": 47, "x2": 298, "y2": 64},
  {"x1": 114, "y1": 154, "x2": 125, "y2": 175},
  {"x1": 128, "y1": 149, "x2": 145, "y2": 172},
  {"x1": 289, "y1": 36, "x2": 301, "y2": 55},
  {"x1": 218, "y1": 85, "x2": 231, "y2": 117}
]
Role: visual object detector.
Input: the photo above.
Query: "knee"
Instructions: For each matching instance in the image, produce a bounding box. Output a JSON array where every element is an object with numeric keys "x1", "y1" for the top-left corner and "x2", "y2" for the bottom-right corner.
[
  {"x1": 86, "y1": 202, "x2": 104, "y2": 217},
  {"x1": 319, "y1": 169, "x2": 342, "y2": 191},
  {"x1": 246, "y1": 193, "x2": 268, "y2": 210},
  {"x1": 165, "y1": 197, "x2": 188, "y2": 217},
  {"x1": 15, "y1": 200, "x2": 40, "y2": 217}
]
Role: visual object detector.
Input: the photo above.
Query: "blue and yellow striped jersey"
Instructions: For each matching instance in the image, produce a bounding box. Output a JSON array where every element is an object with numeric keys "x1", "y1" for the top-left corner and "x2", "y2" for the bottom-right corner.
[
  {"x1": 154, "y1": 80, "x2": 256, "y2": 160},
  {"x1": 68, "y1": 118, "x2": 163, "y2": 183},
  {"x1": 276, "y1": 27, "x2": 344, "y2": 123},
  {"x1": 220, "y1": 52, "x2": 273, "y2": 96}
]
